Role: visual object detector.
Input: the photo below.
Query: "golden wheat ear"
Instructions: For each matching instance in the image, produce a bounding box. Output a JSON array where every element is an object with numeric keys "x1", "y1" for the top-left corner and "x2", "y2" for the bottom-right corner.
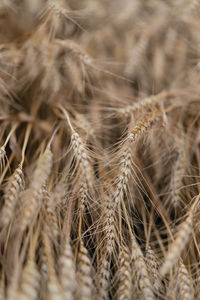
[
  {"x1": 59, "y1": 236, "x2": 76, "y2": 299},
  {"x1": 131, "y1": 237, "x2": 154, "y2": 300},
  {"x1": 76, "y1": 240, "x2": 94, "y2": 300},
  {"x1": 18, "y1": 228, "x2": 41, "y2": 300},
  {"x1": 145, "y1": 246, "x2": 162, "y2": 294},
  {"x1": 42, "y1": 232, "x2": 63, "y2": 300},
  {"x1": 97, "y1": 254, "x2": 110, "y2": 300},
  {"x1": 160, "y1": 195, "x2": 200, "y2": 277},
  {"x1": 176, "y1": 260, "x2": 194, "y2": 300},
  {"x1": 17, "y1": 127, "x2": 58, "y2": 233},
  {"x1": 115, "y1": 245, "x2": 132, "y2": 300},
  {"x1": 42, "y1": 187, "x2": 59, "y2": 243}
]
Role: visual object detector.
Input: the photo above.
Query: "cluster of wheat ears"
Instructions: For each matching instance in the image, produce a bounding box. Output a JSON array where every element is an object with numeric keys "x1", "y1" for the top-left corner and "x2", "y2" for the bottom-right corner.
[{"x1": 1, "y1": 0, "x2": 200, "y2": 299}]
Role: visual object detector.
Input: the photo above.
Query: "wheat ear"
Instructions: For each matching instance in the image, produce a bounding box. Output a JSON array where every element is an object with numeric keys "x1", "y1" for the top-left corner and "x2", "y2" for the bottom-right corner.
[
  {"x1": 43, "y1": 233, "x2": 63, "y2": 300},
  {"x1": 176, "y1": 260, "x2": 194, "y2": 300},
  {"x1": 1, "y1": 123, "x2": 31, "y2": 227},
  {"x1": 19, "y1": 260, "x2": 40, "y2": 300},
  {"x1": 120, "y1": 201, "x2": 154, "y2": 299},
  {"x1": 30, "y1": 145, "x2": 53, "y2": 191},
  {"x1": 19, "y1": 229, "x2": 41, "y2": 300},
  {"x1": 59, "y1": 105, "x2": 93, "y2": 206},
  {"x1": 113, "y1": 146, "x2": 132, "y2": 206},
  {"x1": 1, "y1": 164, "x2": 24, "y2": 227},
  {"x1": 113, "y1": 112, "x2": 160, "y2": 207},
  {"x1": 118, "y1": 91, "x2": 174, "y2": 116},
  {"x1": 7, "y1": 267, "x2": 21, "y2": 300},
  {"x1": 97, "y1": 255, "x2": 110, "y2": 300},
  {"x1": 39, "y1": 239, "x2": 49, "y2": 284},
  {"x1": 116, "y1": 245, "x2": 132, "y2": 300},
  {"x1": 43, "y1": 187, "x2": 59, "y2": 242},
  {"x1": 145, "y1": 246, "x2": 162, "y2": 293},
  {"x1": 160, "y1": 195, "x2": 200, "y2": 276},
  {"x1": 131, "y1": 237, "x2": 155, "y2": 300},
  {"x1": 19, "y1": 131, "x2": 55, "y2": 232},
  {"x1": 59, "y1": 237, "x2": 76, "y2": 299},
  {"x1": 103, "y1": 194, "x2": 116, "y2": 254},
  {"x1": 0, "y1": 123, "x2": 18, "y2": 173},
  {"x1": 77, "y1": 240, "x2": 94, "y2": 300},
  {"x1": 128, "y1": 112, "x2": 160, "y2": 142}
]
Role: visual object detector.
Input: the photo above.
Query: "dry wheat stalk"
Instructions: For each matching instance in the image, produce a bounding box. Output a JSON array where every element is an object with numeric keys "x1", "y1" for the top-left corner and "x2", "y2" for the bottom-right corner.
[{"x1": 169, "y1": 132, "x2": 188, "y2": 208}]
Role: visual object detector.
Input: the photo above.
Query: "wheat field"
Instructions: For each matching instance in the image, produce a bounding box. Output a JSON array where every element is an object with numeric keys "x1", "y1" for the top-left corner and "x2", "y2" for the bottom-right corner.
[{"x1": 0, "y1": 0, "x2": 200, "y2": 299}]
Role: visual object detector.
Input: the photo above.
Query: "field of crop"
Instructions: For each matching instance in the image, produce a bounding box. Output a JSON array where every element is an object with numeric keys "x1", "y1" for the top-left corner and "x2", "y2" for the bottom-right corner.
[{"x1": 0, "y1": 1, "x2": 200, "y2": 299}]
